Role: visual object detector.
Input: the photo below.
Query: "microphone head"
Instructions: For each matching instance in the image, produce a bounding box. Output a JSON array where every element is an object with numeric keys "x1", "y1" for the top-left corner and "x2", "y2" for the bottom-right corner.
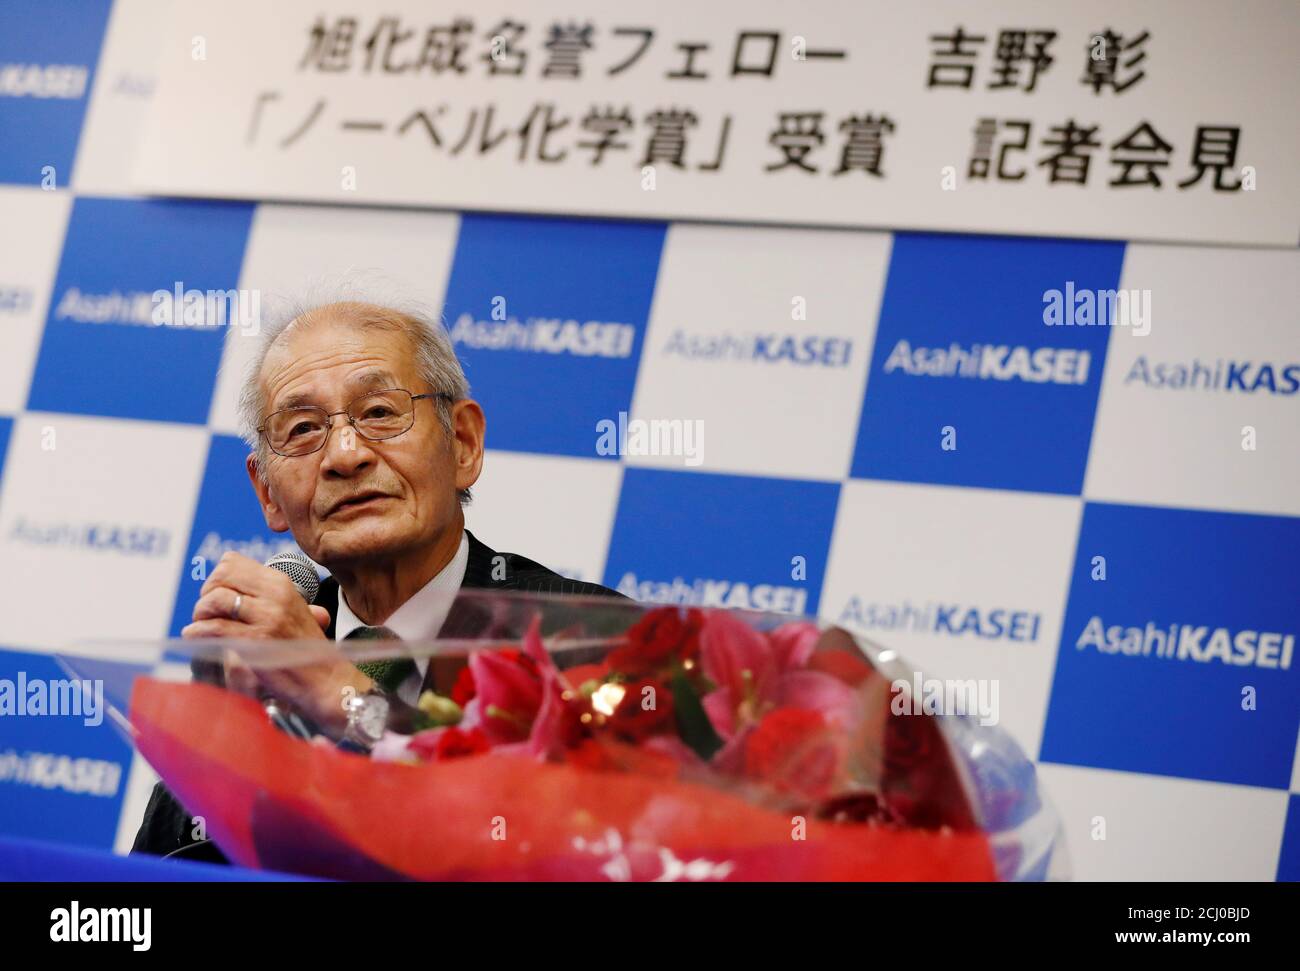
[{"x1": 265, "y1": 550, "x2": 321, "y2": 604}]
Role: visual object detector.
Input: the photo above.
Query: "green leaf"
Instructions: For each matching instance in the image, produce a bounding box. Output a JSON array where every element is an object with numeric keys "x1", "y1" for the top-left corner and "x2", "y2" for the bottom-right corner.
[{"x1": 671, "y1": 670, "x2": 723, "y2": 760}]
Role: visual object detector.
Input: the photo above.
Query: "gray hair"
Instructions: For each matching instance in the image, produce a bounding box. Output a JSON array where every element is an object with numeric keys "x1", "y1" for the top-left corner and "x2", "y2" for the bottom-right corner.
[{"x1": 236, "y1": 292, "x2": 473, "y2": 504}]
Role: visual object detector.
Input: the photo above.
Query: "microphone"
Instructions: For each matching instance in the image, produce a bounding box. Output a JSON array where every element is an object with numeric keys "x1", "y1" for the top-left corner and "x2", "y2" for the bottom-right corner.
[
  {"x1": 265, "y1": 549, "x2": 321, "y2": 604},
  {"x1": 260, "y1": 549, "x2": 323, "y2": 738}
]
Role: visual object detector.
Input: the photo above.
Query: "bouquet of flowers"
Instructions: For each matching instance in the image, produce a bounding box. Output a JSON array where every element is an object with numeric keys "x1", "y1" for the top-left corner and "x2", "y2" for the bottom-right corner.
[{"x1": 115, "y1": 591, "x2": 1064, "y2": 881}]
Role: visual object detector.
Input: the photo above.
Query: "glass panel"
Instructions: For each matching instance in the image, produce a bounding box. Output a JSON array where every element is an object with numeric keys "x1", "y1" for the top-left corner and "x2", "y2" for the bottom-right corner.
[{"x1": 58, "y1": 588, "x2": 1067, "y2": 881}]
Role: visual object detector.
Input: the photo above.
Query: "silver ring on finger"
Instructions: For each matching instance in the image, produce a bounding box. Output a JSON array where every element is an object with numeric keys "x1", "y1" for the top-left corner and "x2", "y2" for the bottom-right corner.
[{"x1": 231, "y1": 593, "x2": 243, "y2": 622}]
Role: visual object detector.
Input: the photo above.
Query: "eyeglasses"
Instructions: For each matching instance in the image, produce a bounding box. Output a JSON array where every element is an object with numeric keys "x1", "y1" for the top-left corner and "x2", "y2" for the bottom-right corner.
[{"x1": 258, "y1": 389, "x2": 451, "y2": 457}]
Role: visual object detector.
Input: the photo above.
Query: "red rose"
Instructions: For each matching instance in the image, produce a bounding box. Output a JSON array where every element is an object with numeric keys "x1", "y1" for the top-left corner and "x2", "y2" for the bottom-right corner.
[
  {"x1": 608, "y1": 607, "x2": 705, "y2": 676},
  {"x1": 880, "y1": 710, "x2": 976, "y2": 830},
  {"x1": 562, "y1": 662, "x2": 611, "y2": 687},
  {"x1": 678, "y1": 608, "x2": 705, "y2": 663},
  {"x1": 606, "y1": 677, "x2": 675, "y2": 742}
]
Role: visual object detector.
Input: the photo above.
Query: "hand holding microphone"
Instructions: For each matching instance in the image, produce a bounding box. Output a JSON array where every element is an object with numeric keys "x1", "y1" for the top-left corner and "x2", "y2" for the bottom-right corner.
[
  {"x1": 184, "y1": 549, "x2": 330, "y2": 641},
  {"x1": 184, "y1": 550, "x2": 370, "y2": 737}
]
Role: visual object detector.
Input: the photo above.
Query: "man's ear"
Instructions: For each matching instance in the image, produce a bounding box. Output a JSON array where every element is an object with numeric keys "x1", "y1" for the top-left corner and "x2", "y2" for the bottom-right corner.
[
  {"x1": 246, "y1": 453, "x2": 290, "y2": 532},
  {"x1": 450, "y1": 399, "x2": 486, "y2": 494}
]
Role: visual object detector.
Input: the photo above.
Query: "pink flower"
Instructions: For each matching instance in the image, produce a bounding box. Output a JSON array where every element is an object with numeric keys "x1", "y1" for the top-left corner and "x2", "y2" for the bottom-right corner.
[
  {"x1": 430, "y1": 618, "x2": 594, "y2": 761},
  {"x1": 519, "y1": 616, "x2": 591, "y2": 759},
  {"x1": 768, "y1": 622, "x2": 819, "y2": 670},
  {"x1": 461, "y1": 642, "x2": 544, "y2": 744},
  {"x1": 700, "y1": 613, "x2": 856, "y2": 753}
]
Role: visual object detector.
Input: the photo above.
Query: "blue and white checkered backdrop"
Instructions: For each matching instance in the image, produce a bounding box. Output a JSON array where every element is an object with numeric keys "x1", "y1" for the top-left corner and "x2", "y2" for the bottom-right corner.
[{"x1": 0, "y1": 0, "x2": 1296, "y2": 880}]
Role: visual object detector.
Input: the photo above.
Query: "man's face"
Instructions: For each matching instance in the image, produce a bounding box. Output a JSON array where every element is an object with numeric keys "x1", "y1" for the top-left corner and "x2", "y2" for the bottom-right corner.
[{"x1": 247, "y1": 317, "x2": 469, "y2": 568}]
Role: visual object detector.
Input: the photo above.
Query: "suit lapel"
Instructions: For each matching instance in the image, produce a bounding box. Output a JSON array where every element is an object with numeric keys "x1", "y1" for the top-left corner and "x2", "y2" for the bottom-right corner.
[
  {"x1": 459, "y1": 529, "x2": 501, "y2": 589},
  {"x1": 420, "y1": 529, "x2": 497, "y2": 694}
]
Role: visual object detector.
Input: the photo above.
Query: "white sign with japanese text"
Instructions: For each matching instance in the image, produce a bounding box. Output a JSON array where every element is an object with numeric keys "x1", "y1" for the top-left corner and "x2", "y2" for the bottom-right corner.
[{"x1": 133, "y1": 0, "x2": 1300, "y2": 246}]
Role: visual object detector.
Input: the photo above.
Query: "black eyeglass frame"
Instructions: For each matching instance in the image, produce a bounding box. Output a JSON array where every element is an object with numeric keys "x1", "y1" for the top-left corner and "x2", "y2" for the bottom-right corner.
[{"x1": 257, "y1": 390, "x2": 453, "y2": 457}]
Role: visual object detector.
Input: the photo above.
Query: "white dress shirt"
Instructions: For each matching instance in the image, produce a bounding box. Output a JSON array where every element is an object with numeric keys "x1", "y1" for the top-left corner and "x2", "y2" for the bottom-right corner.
[{"x1": 333, "y1": 530, "x2": 470, "y2": 705}]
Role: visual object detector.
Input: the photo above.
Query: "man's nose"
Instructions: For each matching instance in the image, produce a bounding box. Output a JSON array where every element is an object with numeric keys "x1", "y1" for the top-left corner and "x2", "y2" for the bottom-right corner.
[{"x1": 318, "y1": 416, "x2": 377, "y2": 476}]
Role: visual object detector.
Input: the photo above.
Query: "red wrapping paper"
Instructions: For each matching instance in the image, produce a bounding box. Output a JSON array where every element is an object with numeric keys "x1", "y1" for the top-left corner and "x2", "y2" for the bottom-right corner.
[{"x1": 131, "y1": 678, "x2": 996, "y2": 881}]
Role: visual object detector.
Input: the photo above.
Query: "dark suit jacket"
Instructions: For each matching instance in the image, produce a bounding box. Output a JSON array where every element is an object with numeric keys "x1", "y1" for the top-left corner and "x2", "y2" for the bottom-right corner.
[{"x1": 130, "y1": 529, "x2": 624, "y2": 864}]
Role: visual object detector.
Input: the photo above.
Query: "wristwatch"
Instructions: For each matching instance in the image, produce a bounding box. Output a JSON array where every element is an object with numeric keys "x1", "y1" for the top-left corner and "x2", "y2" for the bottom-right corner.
[{"x1": 340, "y1": 686, "x2": 391, "y2": 753}]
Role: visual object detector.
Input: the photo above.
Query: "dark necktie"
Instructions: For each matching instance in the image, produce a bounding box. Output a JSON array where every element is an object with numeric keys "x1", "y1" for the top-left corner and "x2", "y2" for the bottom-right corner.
[{"x1": 344, "y1": 625, "x2": 415, "y2": 693}]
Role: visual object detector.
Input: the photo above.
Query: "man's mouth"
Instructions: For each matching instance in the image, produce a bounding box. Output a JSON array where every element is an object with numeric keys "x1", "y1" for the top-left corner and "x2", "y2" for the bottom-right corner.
[{"x1": 325, "y1": 492, "x2": 393, "y2": 518}]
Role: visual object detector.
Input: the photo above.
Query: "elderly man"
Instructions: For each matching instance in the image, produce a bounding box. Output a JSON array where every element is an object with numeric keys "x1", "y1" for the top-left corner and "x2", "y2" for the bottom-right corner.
[{"x1": 131, "y1": 299, "x2": 621, "y2": 862}]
